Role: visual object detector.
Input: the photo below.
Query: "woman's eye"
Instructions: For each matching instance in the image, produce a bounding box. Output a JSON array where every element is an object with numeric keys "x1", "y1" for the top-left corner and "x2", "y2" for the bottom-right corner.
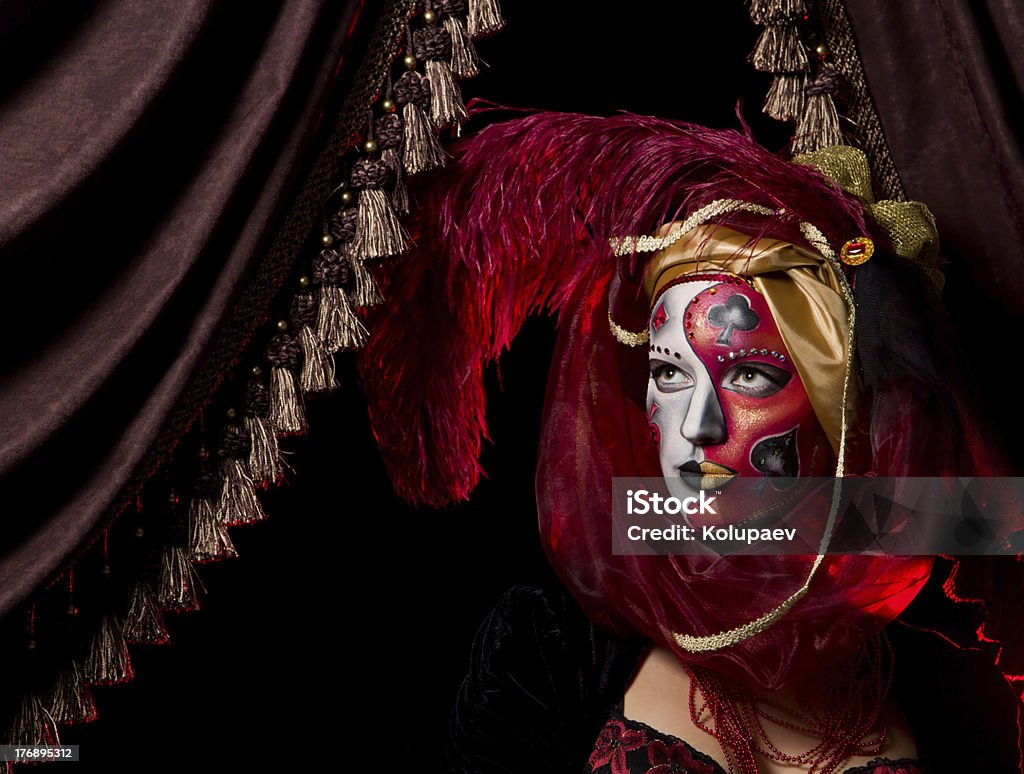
[
  {"x1": 721, "y1": 362, "x2": 792, "y2": 397},
  {"x1": 650, "y1": 361, "x2": 693, "y2": 393}
]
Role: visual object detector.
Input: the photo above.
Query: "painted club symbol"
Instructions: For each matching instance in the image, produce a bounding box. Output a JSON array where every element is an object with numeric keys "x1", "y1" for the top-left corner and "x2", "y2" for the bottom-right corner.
[{"x1": 706, "y1": 293, "x2": 759, "y2": 346}]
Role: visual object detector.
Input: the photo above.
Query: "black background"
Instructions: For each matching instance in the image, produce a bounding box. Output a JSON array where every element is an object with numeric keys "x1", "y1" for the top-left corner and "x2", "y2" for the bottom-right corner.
[{"x1": 59, "y1": 3, "x2": 995, "y2": 772}]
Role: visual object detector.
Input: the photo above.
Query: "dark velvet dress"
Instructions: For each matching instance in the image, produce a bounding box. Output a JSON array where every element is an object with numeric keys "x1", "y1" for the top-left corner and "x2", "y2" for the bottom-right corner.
[{"x1": 444, "y1": 586, "x2": 1023, "y2": 773}]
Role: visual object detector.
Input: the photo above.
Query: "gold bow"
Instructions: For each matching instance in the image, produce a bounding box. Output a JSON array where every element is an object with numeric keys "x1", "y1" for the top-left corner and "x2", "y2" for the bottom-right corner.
[{"x1": 793, "y1": 146, "x2": 944, "y2": 291}]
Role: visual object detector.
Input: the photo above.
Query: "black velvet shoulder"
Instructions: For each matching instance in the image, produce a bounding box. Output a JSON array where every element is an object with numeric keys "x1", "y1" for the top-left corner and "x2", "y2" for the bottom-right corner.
[{"x1": 444, "y1": 585, "x2": 647, "y2": 773}]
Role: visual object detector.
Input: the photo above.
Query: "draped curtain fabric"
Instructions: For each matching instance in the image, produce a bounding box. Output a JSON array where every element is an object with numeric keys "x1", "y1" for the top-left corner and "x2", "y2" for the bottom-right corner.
[
  {"x1": 0, "y1": 0, "x2": 363, "y2": 619},
  {"x1": 840, "y1": 0, "x2": 1024, "y2": 462}
]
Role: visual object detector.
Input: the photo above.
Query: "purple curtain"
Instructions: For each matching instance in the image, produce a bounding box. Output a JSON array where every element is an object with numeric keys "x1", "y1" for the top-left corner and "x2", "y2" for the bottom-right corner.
[
  {"x1": 841, "y1": 0, "x2": 1024, "y2": 462},
  {"x1": 842, "y1": 0, "x2": 1024, "y2": 312},
  {"x1": 0, "y1": 1, "x2": 363, "y2": 618}
]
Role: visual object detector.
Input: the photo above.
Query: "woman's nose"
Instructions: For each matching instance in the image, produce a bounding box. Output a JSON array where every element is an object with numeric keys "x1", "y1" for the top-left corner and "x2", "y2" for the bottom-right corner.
[{"x1": 681, "y1": 383, "x2": 727, "y2": 446}]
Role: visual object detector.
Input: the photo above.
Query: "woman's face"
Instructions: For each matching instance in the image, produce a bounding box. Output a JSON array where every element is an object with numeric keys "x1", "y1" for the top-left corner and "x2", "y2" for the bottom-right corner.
[{"x1": 645, "y1": 276, "x2": 832, "y2": 496}]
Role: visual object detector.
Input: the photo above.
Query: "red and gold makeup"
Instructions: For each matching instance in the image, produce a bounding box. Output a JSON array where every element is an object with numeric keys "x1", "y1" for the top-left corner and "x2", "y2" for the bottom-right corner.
[{"x1": 645, "y1": 274, "x2": 833, "y2": 508}]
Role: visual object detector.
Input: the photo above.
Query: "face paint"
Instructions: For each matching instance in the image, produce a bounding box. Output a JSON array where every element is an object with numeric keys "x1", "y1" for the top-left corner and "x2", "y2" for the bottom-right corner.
[{"x1": 645, "y1": 276, "x2": 833, "y2": 504}]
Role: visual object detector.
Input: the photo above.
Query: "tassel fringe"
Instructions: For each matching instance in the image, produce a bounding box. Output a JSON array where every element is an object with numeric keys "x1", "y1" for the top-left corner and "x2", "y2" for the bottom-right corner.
[
  {"x1": 749, "y1": 0, "x2": 810, "y2": 25},
  {"x1": 5, "y1": 694, "x2": 58, "y2": 746},
  {"x1": 317, "y1": 285, "x2": 368, "y2": 352},
  {"x1": 793, "y1": 89, "x2": 844, "y2": 154},
  {"x1": 382, "y1": 147, "x2": 410, "y2": 214},
  {"x1": 764, "y1": 72, "x2": 807, "y2": 121},
  {"x1": 84, "y1": 615, "x2": 134, "y2": 685},
  {"x1": 158, "y1": 547, "x2": 202, "y2": 612},
  {"x1": 48, "y1": 662, "x2": 97, "y2": 725},
  {"x1": 350, "y1": 257, "x2": 384, "y2": 308},
  {"x1": 425, "y1": 59, "x2": 468, "y2": 128},
  {"x1": 445, "y1": 16, "x2": 479, "y2": 78},
  {"x1": 299, "y1": 325, "x2": 337, "y2": 393},
  {"x1": 268, "y1": 367, "x2": 306, "y2": 433},
  {"x1": 216, "y1": 458, "x2": 267, "y2": 526},
  {"x1": 354, "y1": 187, "x2": 406, "y2": 260},
  {"x1": 245, "y1": 414, "x2": 282, "y2": 486},
  {"x1": 467, "y1": 0, "x2": 505, "y2": 37},
  {"x1": 190, "y1": 496, "x2": 238, "y2": 562},
  {"x1": 124, "y1": 582, "x2": 171, "y2": 645},
  {"x1": 401, "y1": 101, "x2": 446, "y2": 174},
  {"x1": 751, "y1": 22, "x2": 808, "y2": 73}
]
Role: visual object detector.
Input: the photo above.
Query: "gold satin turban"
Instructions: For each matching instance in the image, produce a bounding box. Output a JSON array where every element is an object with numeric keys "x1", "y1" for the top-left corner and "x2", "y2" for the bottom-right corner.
[{"x1": 624, "y1": 222, "x2": 857, "y2": 457}]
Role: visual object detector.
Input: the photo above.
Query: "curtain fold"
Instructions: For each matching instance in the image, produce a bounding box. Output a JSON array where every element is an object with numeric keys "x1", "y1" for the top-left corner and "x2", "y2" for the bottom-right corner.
[
  {"x1": 0, "y1": 0, "x2": 363, "y2": 618},
  {"x1": 841, "y1": 0, "x2": 1024, "y2": 318}
]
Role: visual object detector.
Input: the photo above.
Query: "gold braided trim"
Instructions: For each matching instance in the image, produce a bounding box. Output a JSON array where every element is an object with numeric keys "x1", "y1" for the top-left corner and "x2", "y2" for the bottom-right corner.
[
  {"x1": 609, "y1": 200, "x2": 775, "y2": 256},
  {"x1": 608, "y1": 305, "x2": 649, "y2": 347}
]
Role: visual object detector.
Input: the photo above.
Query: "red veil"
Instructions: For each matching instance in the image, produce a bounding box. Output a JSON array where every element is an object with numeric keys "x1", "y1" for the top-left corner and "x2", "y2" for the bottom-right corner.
[{"x1": 358, "y1": 110, "x2": 1016, "y2": 691}]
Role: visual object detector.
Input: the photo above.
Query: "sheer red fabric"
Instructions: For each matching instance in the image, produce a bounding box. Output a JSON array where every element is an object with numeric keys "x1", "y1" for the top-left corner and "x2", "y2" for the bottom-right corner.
[{"x1": 536, "y1": 262, "x2": 933, "y2": 690}]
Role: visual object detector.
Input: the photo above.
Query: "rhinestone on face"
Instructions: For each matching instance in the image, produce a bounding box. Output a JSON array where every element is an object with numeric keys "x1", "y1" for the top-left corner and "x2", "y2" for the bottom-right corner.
[
  {"x1": 761, "y1": 348, "x2": 768, "y2": 355},
  {"x1": 780, "y1": 355, "x2": 786, "y2": 362},
  {"x1": 717, "y1": 355, "x2": 724, "y2": 362},
  {"x1": 771, "y1": 350, "x2": 778, "y2": 357},
  {"x1": 739, "y1": 349, "x2": 746, "y2": 356},
  {"x1": 728, "y1": 352, "x2": 736, "y2": 359}
]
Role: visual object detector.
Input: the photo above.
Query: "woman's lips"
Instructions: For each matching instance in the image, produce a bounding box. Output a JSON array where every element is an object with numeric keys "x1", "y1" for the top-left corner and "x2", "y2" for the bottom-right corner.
[{"x1": 678, "y1": 460, "x2": 737, "y2": 490}]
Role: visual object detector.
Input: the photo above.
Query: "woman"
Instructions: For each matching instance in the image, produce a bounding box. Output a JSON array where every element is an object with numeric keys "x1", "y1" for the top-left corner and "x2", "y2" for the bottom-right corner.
[{"x1": 358, "y1": 112, "x2": 1024, "y2": 772}]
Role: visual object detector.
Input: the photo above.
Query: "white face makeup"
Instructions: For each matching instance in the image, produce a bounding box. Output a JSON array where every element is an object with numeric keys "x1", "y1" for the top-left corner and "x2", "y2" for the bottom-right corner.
[{"x1": 645, "y1": 281, "x2": 725, "y2": 499}]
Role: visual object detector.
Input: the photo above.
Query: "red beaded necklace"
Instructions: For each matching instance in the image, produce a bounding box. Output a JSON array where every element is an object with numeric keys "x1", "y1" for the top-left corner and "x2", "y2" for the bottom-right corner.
[{"x1": 686, "y1": 633, "x2": 894, "y2": 773}]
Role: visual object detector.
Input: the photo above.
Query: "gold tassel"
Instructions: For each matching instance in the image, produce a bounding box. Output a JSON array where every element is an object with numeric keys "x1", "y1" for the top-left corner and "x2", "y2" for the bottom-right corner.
[
  {"x1": 157, "y1": 546, "x2": 202, "y2": 612},
  {"x1": 48, "y1": 662, "x2": 97, "y2": 725},
  {"x1": 244, "y1": 380, "x2": 281, "y2": 485},
  {"x1": 318, "y1": 286, "x2": 368, "y2": 352},
  {"x1": 425, "y1": 59, "x2": 467, "y2": 128},
  {"x1": 84, "y1": 615, "x2": 135, "y2": 685},
  {"x1": 266, "y1": 333, "x2": 306, "y2": 433},
  {"x1": 376, "y1": 113, "x2": 409, "y2": 215},
  {"x1": 216, "y1": 461, "x2": 262, "y2": 526},
  {"x1": 394, "y1": 71, "x2": 446, "y2": 175},
  {"x1": 382, "y1": 147, "x2": 409, "y2": 214},
  {"x1": 190, "y1": 494, "x2": 238, "y2": 561},
  {"x1": 352, "y1": 157, "x2": 406, "y2": 260},
  {"x1": 751, "y1": 22, "x2": 808, "y2": 73},
  {"x1": 313, "y1": 249, "x2": 368, "y2": 351},
  {"x1": 467, "y1": 0, "x2": 505, "y2": 37},
  {"x1": 792, "y1": 68, "x2": 844, "y2": 154},
  {"x1": 444, "y1": 15, "x2": 479, "y2": 78},
  {"x1": 414, "y1": 26, "x2": 467, "y2": 128},
  {"x1": 245, "y1": 413, "x2": 281, "y2": 485},
  {"x1": 123, "y1": 582, "x2": 170, "y2": 645},
  {"x1": 5, "y1": 694, "x2": 58, "y2": 746},
  {"x1": 749, "y1": 0, "x2": 809, "y2": 25},
  {"x1": 299, "y1": 325, "x2": 336, "y2": 392},
  {"x1": 764, "y1": 72, "x2": 807, "y2": 120},
  {"x1": 350, "y1": 255, "x2": 384, "y2": 308},
  {"x1": 292, "y1": 292, "x2": 336, "y2": 393}
]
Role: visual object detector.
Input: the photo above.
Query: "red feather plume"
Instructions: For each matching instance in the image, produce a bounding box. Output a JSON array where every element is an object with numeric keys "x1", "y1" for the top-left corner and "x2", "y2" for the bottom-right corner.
[{"x1": 357, "y1": 111, "x2": 866, "y2": 507}]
